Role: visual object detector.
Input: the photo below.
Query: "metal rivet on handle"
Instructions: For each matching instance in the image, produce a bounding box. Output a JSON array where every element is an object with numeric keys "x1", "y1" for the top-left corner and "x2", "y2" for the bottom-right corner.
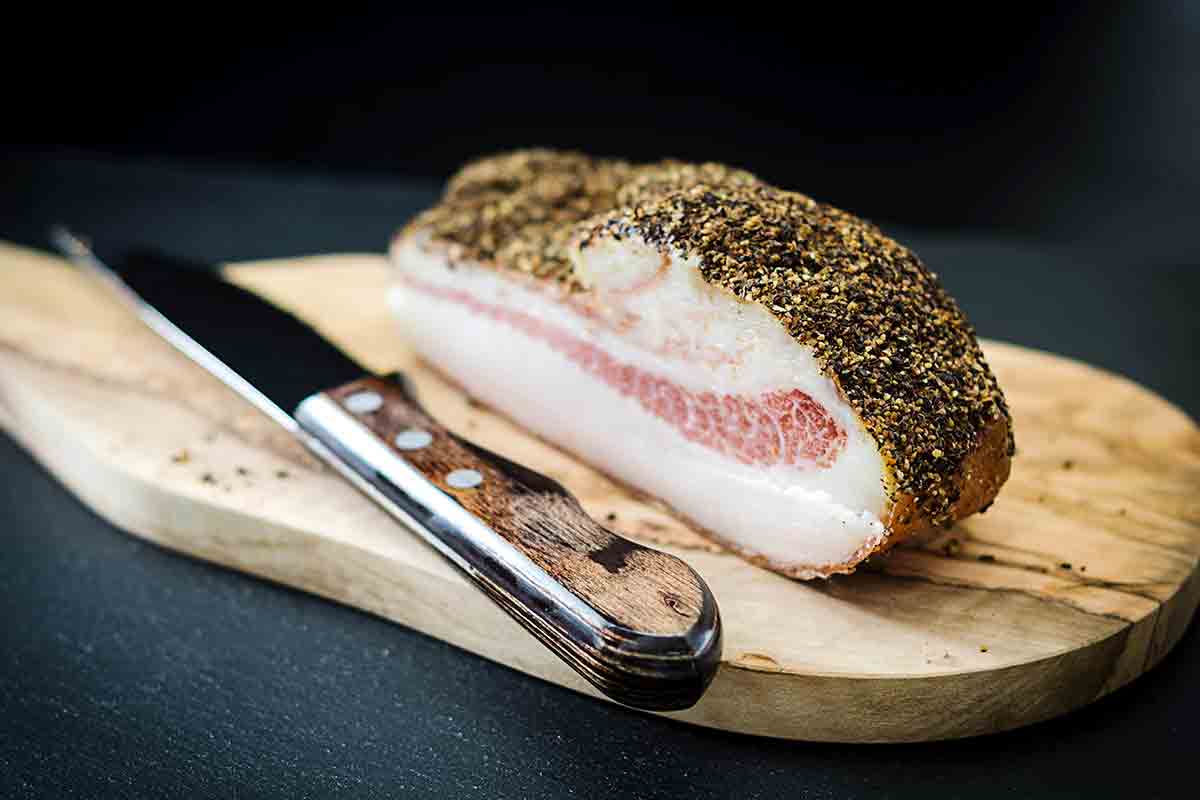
[
  {"x1": 344, "y1": 390, "x2": 383, "y2": 414},
  {"x1": 394, "y1": 429, "x2": 434, "y2": 450},
  {"x1": 446, "y1": 468, "x2": 483, "y2": 490}
]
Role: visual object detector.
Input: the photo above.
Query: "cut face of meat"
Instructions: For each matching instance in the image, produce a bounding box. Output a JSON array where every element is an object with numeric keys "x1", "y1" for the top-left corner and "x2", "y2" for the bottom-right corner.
[
  {"x1": 389, "y1": 150, "x2": 1014, "y2": 578},
  {"x1": 390, "y1": 234, "x2": 890, "y2": 577},
  {"x1": 402, "y1": 269, "x2": 847, "y2": 471}
]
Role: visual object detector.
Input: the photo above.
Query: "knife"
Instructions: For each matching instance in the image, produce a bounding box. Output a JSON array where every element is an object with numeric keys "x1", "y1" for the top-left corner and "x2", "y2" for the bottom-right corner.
[{"x1": 49, "y1": 228, "x2": 721, "y2": 711}]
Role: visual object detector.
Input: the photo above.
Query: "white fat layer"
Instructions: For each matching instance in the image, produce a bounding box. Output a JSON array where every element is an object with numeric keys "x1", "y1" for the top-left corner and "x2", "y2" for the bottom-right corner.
[{"x1": 389, "y1": 236, "x2": 889, "y2": 570}]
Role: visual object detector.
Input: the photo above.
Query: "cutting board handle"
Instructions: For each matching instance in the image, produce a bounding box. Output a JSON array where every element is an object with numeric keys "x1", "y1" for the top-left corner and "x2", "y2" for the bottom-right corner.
[{"x1": 294, "y1": 372, "x2": 722, "y2": 710}]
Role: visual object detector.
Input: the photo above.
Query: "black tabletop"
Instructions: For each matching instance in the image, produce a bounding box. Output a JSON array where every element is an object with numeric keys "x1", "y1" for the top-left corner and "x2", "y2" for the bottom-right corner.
[{"x1": 1, "y1": 155, "x2": 1197, "y2": 799}]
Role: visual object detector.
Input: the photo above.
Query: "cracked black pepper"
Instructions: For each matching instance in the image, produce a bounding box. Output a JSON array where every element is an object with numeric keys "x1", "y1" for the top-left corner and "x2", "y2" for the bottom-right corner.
[{"x1": 406, "y1": 149, "x2": 1013, "y2": 527}]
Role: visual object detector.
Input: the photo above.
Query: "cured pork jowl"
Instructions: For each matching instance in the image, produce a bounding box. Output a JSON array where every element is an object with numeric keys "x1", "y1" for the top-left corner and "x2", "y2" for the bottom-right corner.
[{"x1": 389, "y1": 150, "x2": 1013, "y2": 578}]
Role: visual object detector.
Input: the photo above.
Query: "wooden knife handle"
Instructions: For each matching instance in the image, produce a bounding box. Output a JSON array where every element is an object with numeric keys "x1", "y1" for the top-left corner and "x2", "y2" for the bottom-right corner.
[{"x1": 293, "y1": 373, "x2": 722, "y2": 710}]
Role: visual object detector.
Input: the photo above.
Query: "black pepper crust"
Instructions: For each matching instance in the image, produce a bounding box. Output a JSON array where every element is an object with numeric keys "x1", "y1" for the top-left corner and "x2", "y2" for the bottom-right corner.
[
  {"x1": 404, "y1": 149, "x2": 1014, "y2": 527},
  {"x1": 414, "y1": 150, "x2": 634, "y2": 280}
]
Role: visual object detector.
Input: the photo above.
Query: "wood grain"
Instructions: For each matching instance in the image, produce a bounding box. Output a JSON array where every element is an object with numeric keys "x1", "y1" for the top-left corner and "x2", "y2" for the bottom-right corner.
[{"x1": 1, "y1": 240, "x2": 1198, "y2": 741}]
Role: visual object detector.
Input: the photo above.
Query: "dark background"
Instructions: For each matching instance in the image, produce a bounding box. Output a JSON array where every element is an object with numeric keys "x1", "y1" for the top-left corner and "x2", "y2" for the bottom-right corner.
[
  {"x1": 7, "y1": 2, "x2": 1197, "y2": 239},
  {"x1": 2, "y1": 3, "x2": 1198, "y2": 798}
]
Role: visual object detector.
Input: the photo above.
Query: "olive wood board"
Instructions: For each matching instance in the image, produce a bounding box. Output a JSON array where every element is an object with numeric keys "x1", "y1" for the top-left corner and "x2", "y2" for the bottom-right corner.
[{"x1": 1, "y1": 241, "x2": 1198, "y2": 742}]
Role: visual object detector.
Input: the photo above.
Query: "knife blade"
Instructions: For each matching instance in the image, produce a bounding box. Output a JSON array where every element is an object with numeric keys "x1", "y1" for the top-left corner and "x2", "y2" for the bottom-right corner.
[{"x1": 49, "y1": 228, "x2": 722, "y2": 711}]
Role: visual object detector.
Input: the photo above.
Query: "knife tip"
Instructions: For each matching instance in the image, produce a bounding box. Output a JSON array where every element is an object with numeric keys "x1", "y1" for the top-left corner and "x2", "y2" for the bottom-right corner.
[{"x1": 49, "y1": 225, "x2": 89, "y2": 258}]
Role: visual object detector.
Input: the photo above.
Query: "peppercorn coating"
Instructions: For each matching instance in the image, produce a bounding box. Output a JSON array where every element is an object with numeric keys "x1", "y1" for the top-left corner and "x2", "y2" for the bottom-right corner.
[{"x1": 405, "y1": 149, "x2": 1014, "y2": 527}]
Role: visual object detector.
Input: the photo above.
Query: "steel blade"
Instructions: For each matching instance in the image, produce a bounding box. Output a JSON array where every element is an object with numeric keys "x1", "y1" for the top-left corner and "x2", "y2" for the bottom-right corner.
[{"x1": 52, "y1": 227, "x2": 367, "y2": 422}]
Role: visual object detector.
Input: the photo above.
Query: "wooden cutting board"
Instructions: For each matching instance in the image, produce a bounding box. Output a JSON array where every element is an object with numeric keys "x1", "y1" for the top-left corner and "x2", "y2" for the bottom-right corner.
[{"x1": 2, "y1": 241, "x2": 1198, "y2": 742}]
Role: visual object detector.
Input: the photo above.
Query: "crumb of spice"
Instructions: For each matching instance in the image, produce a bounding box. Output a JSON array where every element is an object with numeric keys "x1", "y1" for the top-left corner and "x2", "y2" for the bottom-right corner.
[
  {"x1": 605, "y1": 512, "x2": 618, "y2": 522},
  {"x1": 235, "y1": 467, "x2": 250, "y2": 477},
  {"x1": 1062, "y1": 459, "x2": 1074, "y2": 470},
  {"x1": 200, "y1": 472, "x2": 216, "y2": 485},
  {"x1": 980, "y1": 645, "x2": 989, "y2": 653},
  {"x1": 1118, "y1": 508, "x2": 1127, "y2": 516},
  {"x1": 1080, "y1": 565, "x2": 1087, "y2": 572},
  {"x1": 171, "y1": 449, "x2": 190, "y2": 464},
  {"x1": 275, "y1": 469, "x2": 290, "y2": 479},
  {"x1": 1060, "y1": 562, "x2": 1072, "y2": 570},
  {"x1": 977, "y1": 554, "x2": 996, "y2": 563},
  {"x1": 406, "y1": 149, "x2": 1013, "y2": 529}
]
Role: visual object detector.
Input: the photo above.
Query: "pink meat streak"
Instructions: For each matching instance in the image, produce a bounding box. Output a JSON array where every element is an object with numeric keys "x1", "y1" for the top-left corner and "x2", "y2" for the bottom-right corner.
[{"x1": 405, "y1": 277, "x2": 846, "y2": 469}]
